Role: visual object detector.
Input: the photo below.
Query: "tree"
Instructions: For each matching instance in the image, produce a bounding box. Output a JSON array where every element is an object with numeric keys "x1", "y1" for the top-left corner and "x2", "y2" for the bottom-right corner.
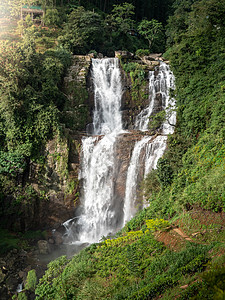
[
  {"x1": 0, "y1": 31, "x2": 70, "y2": 158},
  {"x1": 103, "y1": 2, "x2": 140, "y2": 53},
  {"x1": 58, "y1": 6, "x2": 103, "y2": 54},
  {"x1": 107, "y1": 2, "x2": 135, "y2": 34},
  {"x1": 44, "y1": 8, "x2": 60, "y2": 27},
  {"x1": 138, "y1": 19, "x2": 163, "y2": 50}
]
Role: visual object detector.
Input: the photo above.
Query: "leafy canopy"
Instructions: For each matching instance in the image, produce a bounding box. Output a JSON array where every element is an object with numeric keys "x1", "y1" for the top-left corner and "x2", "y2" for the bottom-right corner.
[{"x1": 138, "y1": 19, "x2": 164, "y2": 50}]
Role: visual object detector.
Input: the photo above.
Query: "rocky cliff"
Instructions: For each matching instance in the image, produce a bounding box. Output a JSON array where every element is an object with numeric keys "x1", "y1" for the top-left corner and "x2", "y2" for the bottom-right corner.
[{"x1": 0, "y1": 53, "x2": 167, "y2": 233}]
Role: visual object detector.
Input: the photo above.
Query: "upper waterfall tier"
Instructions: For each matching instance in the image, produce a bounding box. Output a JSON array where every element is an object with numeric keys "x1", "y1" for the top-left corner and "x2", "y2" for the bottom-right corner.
[
  {"x1": 135, "y1": 62, "x2": 176, "y2": 134},
  {"x1": 92, "y1": 58, "x2": 123, "y2": 135}
]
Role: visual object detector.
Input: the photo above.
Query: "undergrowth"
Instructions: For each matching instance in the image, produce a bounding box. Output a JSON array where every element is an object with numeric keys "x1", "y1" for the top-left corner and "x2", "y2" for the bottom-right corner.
[{"x1": 35, "y1": 217, "x2": 225, "y2": 299}]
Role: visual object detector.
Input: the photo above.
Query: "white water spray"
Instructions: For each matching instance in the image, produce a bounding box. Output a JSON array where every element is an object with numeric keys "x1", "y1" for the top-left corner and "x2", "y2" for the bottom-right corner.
[
  {"x1": 135, "y1": 62, "x2": 176, "y2": 133},
  {"x1": 123, "y1": 136, "x2": 152, "y2": 225},
  {"x1": 92, "y1": 58, "x2": 122, "y2": 135},
  {"x1": 144, "y1": 135, "x2": 168, "y2": 176},
  {"x1": 77, "y1": 58, "x2": 123, "y2": 243}
]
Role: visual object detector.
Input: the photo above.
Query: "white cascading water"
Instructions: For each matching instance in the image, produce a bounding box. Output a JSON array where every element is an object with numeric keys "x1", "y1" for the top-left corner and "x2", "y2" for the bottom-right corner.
[
  {"x1": 92, "y1": 58, "x2": 122, "y2": 135},
  {"x1": 123, "y1": 136, "x2": 152, "y2": 225},
  {"x1": 160, "y1": 62, "x2": 176, "y2": 135},
  {"x1": 135, "y1": 62, "x2": 176, "y2": 133},
  {"x1": 123, "y1": 135, "x2": 168, "y2": 225},
  {"x1": 76, "y1": 58, "x2": 123, "y2": 243},
  {"x1": 123, "y1": 62, "x2": 176, "y2": 224},
  {"x1": 144, "y1": 135, "x2": 168, "y2": 176},
  {"x1": 64, "y1": 59, "x2": 175, "y2": 242}
]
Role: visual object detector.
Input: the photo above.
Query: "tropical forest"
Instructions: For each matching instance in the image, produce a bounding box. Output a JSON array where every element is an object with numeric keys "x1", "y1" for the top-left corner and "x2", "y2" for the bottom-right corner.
[{"x1": 0, "y1": 0, "x2": 224, "y2": 299}]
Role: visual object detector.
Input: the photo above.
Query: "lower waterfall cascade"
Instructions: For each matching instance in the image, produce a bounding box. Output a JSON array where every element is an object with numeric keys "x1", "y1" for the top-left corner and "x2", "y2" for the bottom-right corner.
[{"x1": 64, "y1": 58, "x2": 176, "y2": 244}]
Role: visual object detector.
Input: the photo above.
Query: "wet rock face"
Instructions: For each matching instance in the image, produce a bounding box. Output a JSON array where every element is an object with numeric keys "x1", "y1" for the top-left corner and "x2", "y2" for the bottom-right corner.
[
  {"x1": 0, "y1": 192, "x2": 77, "y2": 233},
  {"x1": 139, "y1": 55, "x2": 162, "y2": 70},
  {"x1": 113, "y1": 132, "x2": 151, "y2": 217},
  {"x1": 120, "y1": 67, "x2": 149, "y2": 130},
  {"x1": 115, "y1": 50, "x2": 134, "y2": 59},
  {"x1": 27, "y1": 135, "x2": 80, "y2": 231},
  {"x1": 38, "y1": 240, "x2": 50, "y2": 255}
]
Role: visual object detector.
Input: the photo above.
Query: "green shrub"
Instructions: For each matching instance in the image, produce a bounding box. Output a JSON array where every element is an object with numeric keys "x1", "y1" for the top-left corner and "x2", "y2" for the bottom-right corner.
[
  {"x1": 25, "y1": 270, "x2": 37, "y2": 291},
  {"x1": 145, "y1": 218, "x2": 170, "y2": 231},
  {"x1": 179, "y1": 254, "x2": 208, "y2": 275},
  {"x1": 0, "y1": 228, "x2": 20, "y2": 254},
  {"x1": 135, "y1": 49, "x2": 150, "y2": 57},
  {"x1": 156, "y1": 158, "x2": 174, "y2": 188},
  {"x1": 18, "y1": 292, "x2": 28, "y2": 300}
]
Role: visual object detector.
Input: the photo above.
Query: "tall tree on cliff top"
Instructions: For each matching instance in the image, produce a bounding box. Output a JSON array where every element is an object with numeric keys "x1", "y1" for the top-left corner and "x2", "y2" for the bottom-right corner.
[
  {"x1": 138, "y1": 19, "x2": 164, "y2": 50},
  {"x1": 78, "y1": 0, "x2": 173, "y2": 23},
  {"x1": 58, "y1": 6, "x2": 103, "y2": 54},
  {"x1": 104, "y1": 2, "x2": 136, "y2": 49}
]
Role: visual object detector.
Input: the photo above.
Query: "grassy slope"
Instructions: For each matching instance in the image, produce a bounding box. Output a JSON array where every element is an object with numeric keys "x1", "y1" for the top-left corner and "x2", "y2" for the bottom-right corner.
[{"x1": 34, "y1": 212, "x2": 225, "y2": 299}]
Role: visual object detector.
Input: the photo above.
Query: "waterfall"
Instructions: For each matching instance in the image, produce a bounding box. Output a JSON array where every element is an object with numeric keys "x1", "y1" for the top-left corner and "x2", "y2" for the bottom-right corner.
[
  {"x1": 92, "y1": 58, "x2": 122, "y2": 135},
  {"x1": 123, "y1": 62, "x2": 176, "y2": 224},
  {"x1": 64, "y1": 58, "x2": 175, "y2": 244},
  {"x1": 76, "y1": 58, "x2": 123, "y2": 243},
  {"x1": 123, "y1": 136, "x2": 151, "y2": 225},
  {"x1": 144, "y1": 135, "x2": 168, "y2": 176},
  {"x1": 135, "y1": 62, "x2": 176, "y2": 133},
  {"x1": 77, "y1": 133, "x2": 118, "y2": 243},
  {"x1": 160, "y1": 62, "x2": 176, "y2": 135},
  {"x1": 123, "y1": 135, "x2": 168, "y2": 225}
]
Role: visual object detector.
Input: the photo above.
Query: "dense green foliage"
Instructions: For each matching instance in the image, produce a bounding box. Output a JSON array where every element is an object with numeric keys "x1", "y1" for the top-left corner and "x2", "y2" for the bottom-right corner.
[
  {"x1": 0, "y1": 34, "x2": 71, "y2": 209},
  {"x1": 58, "y1": 6, "x2": 104, "y2": 54},
  {"x1": 25, "y1": 270, "x2": 37, "y2": 291},
  {"x1": 143, "y1": 0, "x2": 225, "y2": 216},
  {"x1": 0, "y1": 38, "x2": 69, "y2": 157},
  {"x1": 35, "y1": 217, "x2": 225, "y2": 299},
  {"x1": 121, "y1": 61, "x2": 148, "y2": 107},
  {"x1": 1, "y1": 0, "x2": 173, "y2": 24},
  {"x1": 3, "y1": 0, "x2": 168, "y2": 55}
]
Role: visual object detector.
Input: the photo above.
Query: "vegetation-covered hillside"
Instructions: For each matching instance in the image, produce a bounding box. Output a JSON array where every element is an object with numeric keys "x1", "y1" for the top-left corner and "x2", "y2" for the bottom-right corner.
[{"x1": 0, "y1": 0, "x2": 224, "y2": 299}]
